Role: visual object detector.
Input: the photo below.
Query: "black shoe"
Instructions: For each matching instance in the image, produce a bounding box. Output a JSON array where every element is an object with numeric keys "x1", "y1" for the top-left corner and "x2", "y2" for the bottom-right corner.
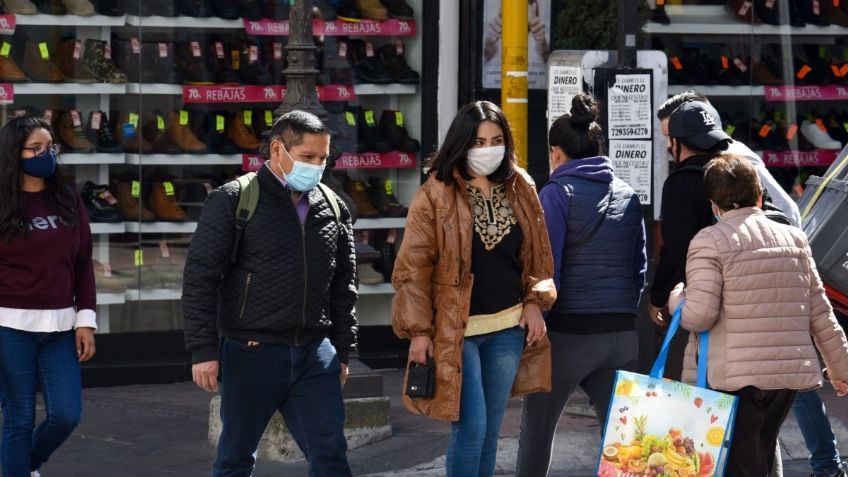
[
  {"x1": 86, "y1": 111, "x2": 123, "y2": 153},
  {"x1": 112, "y1": 37, "x2": 145, "y2": 83},
  {"x1": 323, "y1": 38, "x2": 354, "y2": 84},
  {"x1": 263, "y1": 0, "x2": 290, "y2": 20},
  {"x1": 357, "y1": 108, "x2": 393, "y2": 153},
  {"x1": 336, "y1": 0, "x2": 362, "y2": 21},
  {"x1": 367, "y1": 176, "x2": 408, "y2": 218},
  {"x1": 176, "y1": 39, "x2": 215, "y2": 84},
  {"x1": 264, "y1": 39, "x2": 287, "y2": 84},
  {"x1": 238, "y1": 0, "x2": 264, "y2": 19},
  {"x1": 145, "y1": 41, "x2": 181, "y2": 84},
  {"x1": 795, "y1": 0, "x2": 829, "y2": 25},
  {"x1": 379, "y1": 109, "x2": 419, "y2": 152},
  {"x1": 234, "y1": 40, "x2": 273, "y2": 85},
  {"x1": 754, "y1": 0, "x2": 782, "y2": 25},
  {"x1": 32, "y1": 0, "x2": 65, "y2": 14},
  {"x1": 347, "y1": 39, "x2": 393, "y2": 84},
  {"x1": 80, "y1": 182, "x2": 124, "y2": 223},
  {"x1": 650, "y1": 5, "x2": 670, "y2": 24},
  {"x1": 92, "y1": 0, "x2": 123, "y2": 16},
  {"x1": 377, "y1": 42, "x2": 419, "y2": 84},
  {"x1": 176, "y1": 0, "x2": 212, "y2": 17},
  {"x1": 381, "y1": 0, "x2": 414, "y2": 20},
  {"x1": 209, "y1": 0, "x2": 240, "y2": 18},
  {"x1": 207, "y1": 37, "x2": 240, "y2": 84},
  {"x1": 326, "y1": 105, "x2": 358, "y2": 154},
  {"x1": 313, "y1": 0, "x2": 336, "y2": 20},
  {"x1": 198, "y1": 111, "x2": 240, "y2": 154}
]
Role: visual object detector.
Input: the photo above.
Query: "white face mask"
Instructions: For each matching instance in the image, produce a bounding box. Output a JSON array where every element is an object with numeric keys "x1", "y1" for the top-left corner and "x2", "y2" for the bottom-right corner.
[{"x1": 466, "y1": 145, "x2": 505, "y2": 177}]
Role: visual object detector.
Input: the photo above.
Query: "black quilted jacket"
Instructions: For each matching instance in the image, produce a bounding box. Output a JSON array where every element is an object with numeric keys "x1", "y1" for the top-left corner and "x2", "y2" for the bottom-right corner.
[{"x1": 182, "y1": 166, "x2": 358, "y2": 364}]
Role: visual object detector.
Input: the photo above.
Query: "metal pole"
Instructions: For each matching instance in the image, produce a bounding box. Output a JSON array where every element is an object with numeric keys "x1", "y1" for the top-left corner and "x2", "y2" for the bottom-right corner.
[
  {"x1": 501, "y1": 0, "x2": 528, "y2": 169},
  {"x1": 275, "y1": 0, "x2": 327, "y2": 120},
  {"x1": 617, "y1": 0, "x2": 638, "y2": 69}
]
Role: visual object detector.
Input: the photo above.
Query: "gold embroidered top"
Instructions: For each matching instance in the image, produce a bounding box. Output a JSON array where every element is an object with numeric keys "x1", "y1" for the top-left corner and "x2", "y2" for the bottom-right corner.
[{"x1": 466, "y1": 183, "x2": 517, "y2": 251}]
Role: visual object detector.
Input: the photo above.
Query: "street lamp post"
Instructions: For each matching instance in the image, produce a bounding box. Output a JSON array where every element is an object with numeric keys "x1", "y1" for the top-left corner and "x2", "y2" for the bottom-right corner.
[{"x1": 275, "y1": 0, "x2": 327, "y2": 120}]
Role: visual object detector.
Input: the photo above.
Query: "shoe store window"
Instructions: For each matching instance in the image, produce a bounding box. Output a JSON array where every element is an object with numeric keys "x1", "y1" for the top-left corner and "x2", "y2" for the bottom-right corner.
[
  {"x1": 0, "y1": 0, "x2": 425, "y2": 336},
  {"x1": 647, "y1": 0, "x2": 847, "y2": 198}
]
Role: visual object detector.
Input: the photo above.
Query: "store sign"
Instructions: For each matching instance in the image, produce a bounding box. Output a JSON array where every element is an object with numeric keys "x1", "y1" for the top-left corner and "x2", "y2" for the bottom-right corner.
[
  {"x1": 242, "y1": 154, "x2": 266, "y2": 172},
  {"x1": 607, "y1": 74, "x2": 652, "y2": 140},
  {"x1": 762, "y1": 149, "x2": 838, "y2": 167},
  {"x1": 335, "y1": 151, "x2": 417, "y2": 169},
  {"x1": 547, "y1": 65, "x2": 581, "y2": 130},
  {"x1": 765, "y1": 85, "x2": 848, "y2": 102},
  {"x1": 183, "y1": 84, "x2": 355, "y2": 104},
  {"x1": 0, "y1": 14, "x2": 15, "y2": 35},
  {"x1": 0, "y1": 83, "x2": 13, "y2": 104},
  {"x1": 609, "y1": 140, "x2": 652, "y2": 204},
  {"x1": 243, "y1": 18, "x2": 416, "y2": 37}
]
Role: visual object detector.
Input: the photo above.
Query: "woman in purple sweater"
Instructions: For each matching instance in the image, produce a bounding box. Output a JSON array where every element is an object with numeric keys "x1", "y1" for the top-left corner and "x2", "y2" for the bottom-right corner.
[{"x1": 0, "y1": 116, "x2": 96, "y2": 477}]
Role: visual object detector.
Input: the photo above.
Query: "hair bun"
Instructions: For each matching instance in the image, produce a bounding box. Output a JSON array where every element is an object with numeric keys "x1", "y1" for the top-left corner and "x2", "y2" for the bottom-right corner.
[{"x1": 570, "y1": 94, "x2": 599, "y2": 129}]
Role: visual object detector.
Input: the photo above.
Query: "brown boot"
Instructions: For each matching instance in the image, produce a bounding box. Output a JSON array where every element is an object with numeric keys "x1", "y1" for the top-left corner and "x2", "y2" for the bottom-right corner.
[
  {"x1": 55, "y1": 38, "x2": 97, "y2": 83},
  {"x1": 345, "y1": 179, "x2": 380, "y2": 218},
  {"x1": 56, "y1": 110, "x2": 95, "y2": 153},
  {"x1": 148, "y1": 181, "x2": 187, "y2": 221},
  {"x1": 113, "y1": 111, "x2": 153, "y2": 153},
  {"x1": 167, "y1": 111, "x2": 207, "y2": 153},
  {"x1": 114, "y1": 180, "x2": 156, "y2": 221},
  {"x1": 0, "y1": 42, "x2": 27, "y2": 82},
  {"x1": 227, "y1": 111, "x2": 260, "y2": 152},
  {"x1": 20, "y1": 41, "x2": 65, "y2": 82},
  {"x1": 355, "y1": 0, "x2": 388, "y2": 20}
]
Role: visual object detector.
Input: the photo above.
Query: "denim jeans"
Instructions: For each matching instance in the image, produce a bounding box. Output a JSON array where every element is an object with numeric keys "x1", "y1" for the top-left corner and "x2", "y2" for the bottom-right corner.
[
  {"x1": 0, "y1": 326, "x2": 82, "y2": 477},
  {"x1": 213, "y1": 337, "x2": 351, "y2": 477},
  {"x1": 516, "y1": 329, "x2": 638, "y2": 477},
  {"x1": 445, "y1": 325, "x2": 525, "y2": 477},
  {"x1": 792, "y1": 390, "x2": 844, "y2": 476}
]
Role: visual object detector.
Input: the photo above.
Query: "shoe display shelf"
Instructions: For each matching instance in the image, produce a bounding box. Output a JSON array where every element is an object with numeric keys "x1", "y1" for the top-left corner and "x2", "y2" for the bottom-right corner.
[{"x1": 645, "y1": 4, "x2": 847, "y2": 35}]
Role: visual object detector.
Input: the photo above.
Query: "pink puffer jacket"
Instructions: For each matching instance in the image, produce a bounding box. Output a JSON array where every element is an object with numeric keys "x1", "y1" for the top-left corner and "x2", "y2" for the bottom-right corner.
[{"x1": 668, "y1": 207, "x2": 848, "y2": 391}]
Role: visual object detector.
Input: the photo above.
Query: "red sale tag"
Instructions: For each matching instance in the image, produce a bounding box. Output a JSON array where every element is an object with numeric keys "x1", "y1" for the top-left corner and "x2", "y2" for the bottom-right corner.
[
  {"x1": 71, "y1": 110, "x2": 81, "y2": 127},
  {"x1": 104, "y1": 43, "x2": 112, "y2": 59},
  {"x1": 191, "y1": 41, "x2": 201, "y2": 57},
  {"x1": 215, "y1": 41, "x2": 224, "y2": 58},
  {"x1": 273, "y1": 42, "x2": 282, "y2": 60},
  {"x1": 131, "y1": 37, "x2": 140, "y2": 54},
  {"x1": 786, "y1": 123, "x2": 798, "y2": 140},
  {"x1": 158, "y1": 42, "x2": 168, "y2": 58},
  {"x1": 73, "y1": 40, "x2": 82, "y2": 59},
  {"x1": 91, "y1": 111, "x2": 102, "y2": 130},
  {"x1": 366, "y1": 42, "x2": 374, "y2": 57}
]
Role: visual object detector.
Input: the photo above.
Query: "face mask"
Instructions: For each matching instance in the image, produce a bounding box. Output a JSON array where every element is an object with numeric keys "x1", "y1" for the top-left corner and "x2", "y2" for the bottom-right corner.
[
  {"x1": 466, "y1": 145, "x2": 505, "y2": 177},
  {"x1": 283, "y1": 160, "x2": 325, "y2": 192},
  {"x1": 20, "y1": 149, "x2": 57, "y2": 179}
]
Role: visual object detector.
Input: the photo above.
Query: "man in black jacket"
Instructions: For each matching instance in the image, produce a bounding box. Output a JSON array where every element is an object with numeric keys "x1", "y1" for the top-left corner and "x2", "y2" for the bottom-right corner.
[
  {"x1": 648, "y1": 101, "x2": 731, "y2": 380},
  {"x1": 182, "y1": 110, "x2": 357, "y2": 476}
]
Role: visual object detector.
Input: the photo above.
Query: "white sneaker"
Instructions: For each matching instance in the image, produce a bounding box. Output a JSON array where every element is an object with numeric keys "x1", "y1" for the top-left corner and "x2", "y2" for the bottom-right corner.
[{"x1": 800, "y1": 120, "x2": 842, "y2": 149}]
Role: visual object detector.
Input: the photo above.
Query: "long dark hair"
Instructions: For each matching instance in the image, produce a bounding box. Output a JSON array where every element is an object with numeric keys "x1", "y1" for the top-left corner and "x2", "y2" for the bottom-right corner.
[
  {"x1": 426, "y1": 101, "x2": 516, "y2": 185},
  {"x1": 0, "y1": 116, "x2": 78, "y2": 242},
  {"x1": 548, "y1": 94, "x2": 604, "y2": 159}
]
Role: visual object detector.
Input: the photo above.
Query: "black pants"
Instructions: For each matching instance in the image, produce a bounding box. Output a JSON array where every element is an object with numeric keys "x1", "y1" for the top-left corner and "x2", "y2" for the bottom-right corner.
[{"x1": 725, "y1": 386, "x2": 797, "y2": 477}]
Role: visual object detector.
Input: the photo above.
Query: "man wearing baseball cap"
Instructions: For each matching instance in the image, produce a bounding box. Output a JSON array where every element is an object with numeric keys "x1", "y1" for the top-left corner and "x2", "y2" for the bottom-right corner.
[{"x1": 648, "y1": 100, "x2": 731, "y2": 380}]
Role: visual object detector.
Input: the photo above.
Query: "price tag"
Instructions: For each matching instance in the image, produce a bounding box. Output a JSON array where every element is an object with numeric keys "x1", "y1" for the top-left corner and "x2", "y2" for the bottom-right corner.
[
  {"x1": 265, "y1": 110, "x2": 273, "y2": 126},
  {"x1": 191, "y1": 41, "x2": 201, "y2": 57},
  {"x1": 365, "y1": 42, "x2": 374, "y2": 57},
  {"x1": 249, "y1": 45, "x2": 258, "y2": 62},
  {"x1": 134, "y1": 249, "x2": 144, "y2": 267},
  {"x1": 395, "y1": 111, "x2": 404, "y2": 126},
  {"x1": 128, "y1": 112, "x2": 139, "y2": 128},
  {"x1": 43, "y1": 109, "x2": 53, "y2": 122},
  {"x1": 796, "y1": 64, "x2": 812, "y2": 79},
  {"x1": 159, "y1": 241, "x2": 171, "y2": 258},
  {"x1": 819, "y1": 46, "x2": 827, "y2": 59},
  {"x1": 71, "y1": 110, "x2": 81, "y2": 127},
  {"x1": 774, "y1": 110, "x2": 783, "y2": 121},
  {"x1": 842, "y1": 64, "x2": 848, "y2": 76},
  {"x1": 738, "y1": 1, "x2": 752, "y2": 15},
  {"x1": 786, "y1": 123, "x2": 798, "y2": 140},
  {"x1": 158, "y1": 42, "x2": 168, "y2": 58},
  {"x1": 157, "y1": 115, "x2": 165, "y2": 130},
  {"x1": 243, "y1": 110, "x2": 252, "y2": 127},
  {"x1": 273, "y1": 42, "x2": 282, "y2": 60},
  {"x1": 338, "y1": 41, "x2": 347, "y2": 57},
  {"x1": 721, "y1": 55, "x2": 730, "y2": 70},
  {"x1": 815, "y1": 118, "x2": 827, "y2": 132},
  {"x1": 345, "y1": 111, "x2": 356, "y2": 126},
  {"x1": 836, "y1": 0, "x2": 841, "y2": 7},
  {"x1": 203, "y1": 182, "x2": 214, "y2": 194},
  {"x1": 843, "y1": 123, "x2": 848, "y2": 133},
  {"x1": 384, "y1": 179, "x2": 394, "y2": 195},
  {"x1": 38, "y1": 42, "x2": 49, "y2": 60},
  {"x1": 163, "y1": 181, "x2": 175, "y2": 196},
  {"x1": 216, "y1": 114, "x2": 225, "y2": 132},
  {"x1": 104, "y1": 43, "x2": 112, "y2": 59},
  {"x1": 215, "y1": 41, "x2": 224, "y2": 58},
  {"x1": 766, "y1": 0, "x2": 776, "y2": 7},
  {"x1": 395, "y1": 41, "x2": 404, "y2": 55},
  {"x1": 670, "y1": 56, "x2": 683, "y2": 70},
  {"x1": 0, "y1": 42, "x2": 10, "y2": 57},
  {"x1": 179, "y1": 110, "x2": 189, "y2": 126},
  {"x1": 100, "y1": 190, "x2": 118, "y2": 205},
  {"x1": 131, "y1": 180, "x2": 141, "y2": 198},
  {"x1": 73, "y1": 40, "x2": 82, "y2": 59},
  {"x1": 365, "y1": 110, "x2": 375, "y2": 125},
  {"x1": 725, "y1": 124, "x2": 736, "y2": 136},
  {"x1": 91, "y1": 111, "x2": 102, "y2": 130},
  {"x1": 102, "y1": 262, "x2": 113, "y2": 277},
  {"x1": 832, "y1": 65, "x2": 842, "y2": 77},
  {"x1": 131, "y1": 37, "x2": 141, "y2": 54},
  {"x1": 758, "y1": 124, "x2": 772, "y2": 137},
  {"x1": 231, "y1": 50, "x2": 240, "y2": 70},
  {"x1": 733, "y1": 58, "x2": 747, "y2": 72},
  {"x1": 813, "y1": 0, "x2": 820, "y2": 14}
]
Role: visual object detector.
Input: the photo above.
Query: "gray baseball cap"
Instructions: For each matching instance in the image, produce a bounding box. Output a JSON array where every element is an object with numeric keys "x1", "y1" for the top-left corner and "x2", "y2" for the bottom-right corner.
[{"x1": 668, "y1": 101, "x2": 732, "y2": 150}]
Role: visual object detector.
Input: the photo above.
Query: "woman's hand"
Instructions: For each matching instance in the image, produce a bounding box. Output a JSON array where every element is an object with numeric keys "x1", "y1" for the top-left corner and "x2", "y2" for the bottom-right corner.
[
  {"x1": 409, "y1": 335, "x2": 433, "y2": 365},
  {"x1": 832, "y1": 378, "x2": 848, "y2": 397},
  {"x1": 520, "y1": 303, "x2": 546, "y2": 346},
  {"x1": 75, "y1": 327, "x2": 96, "y2": 362}
]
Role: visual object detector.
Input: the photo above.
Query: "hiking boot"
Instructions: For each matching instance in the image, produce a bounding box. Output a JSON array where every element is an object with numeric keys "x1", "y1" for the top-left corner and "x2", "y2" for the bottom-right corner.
[
  {"x1": 324, "y1": 37, "x2": 354, "y2": 84},
  {"x1": 113, "y1": 111, "x2": 153, "y2": 153},
  {"x1": 358, "y1": 108, "x2": 392, "y2": 153},
  {"x1": 81, "y1": 39, "x2": 126, "y2": 83},
  {"x1": 207, "y1": 38, "x2": 240, "y2": 84},
  {"x1": 32, "y1": 0, "x2": 64, "y2": 14},
  {"x1": 0, "y1": 42, "x2": 28, "y2": 82},
  {"x1": 92, "y1": 0, "x2": 122, "y2": 15},
  {"x1": 335, "y1": 0, "x2": 361, "y2": 21},
  {"x1": 21, "y1": 41, "x2": 65, "y2": 82},
  {"x1": 264, "y1": 39, "x2": 286, "y2": 85},
  {"x1": 112, "y1": 37, "x2": 144, "y2": 83},
  {"x1": 55, "y1": 38, "x2": 97, "y2": 83},
  {"x1": 56, "y1": 110, "x2": 95, "y2": 153},
  {"x1": 199, "y1": 111, "x2": 240, "y2": 154},
  {"x1": 263, "y1": 0, "x2": 289, "y2": 19},
  {"x1": 146, "y1": 41, "x2": 180, "y2": 84},
  {"x1": 355, "y1": 0, "x2": 387, "y2": 20},
  {"x1": 235, "y1": 40, "x2": 273, "y2": 85},
  {"x1": 377, "y1": 42, "x2": 419, "y2": 84},
  {"x1": 168, "y1": 111, "x2": 207, "y2": 153},
  {"x1": 114, "y1": 180, "x2": 156, "y2": 222},
  {"x1": 176, "y1": 0, "x2": 212, "y2": 17},
  {"x1": 326, "y1": 106, "x2": 357, "y2": 154},
  {"x1": 176, "y1": 39, "x2": 215, "y2": 85},
  {"x1": 62, "y1": 0, "x2": 93, "y2": 15},
  {"x1": 142, "y1": 112, "x2": 181, "y2": 154},
  {"x1": 381, "y1": 0, "x2": 413, "y2": 20},
  {"x1": 347, "y1": 39, "x2": 392, "y2": 84},
  {"x1": 85, "y1": 111, "x2": 122, "y2": 153},
  {"x1": 367, "y1": 176, "x2": 407, "y2": 217},
  {"x1": 80, "y1": 181, "x2": 124, "y2": 223},
  {"x1": 345, "y1": 179, "x2": 380, "y2": 218},
  {"x1": 228, "y1": 111, "x2": 260, "y2": 152},
  {"x1": 1, "y1": 0, "x2": 37, "y2": 14},
  {"x1": 148, "y1": 182, "x2": 187, "y2": 222},
  {"x1": 379, "y1": 109, "x2": 419, "y2": 152},
  {"x1": 209, "y1": 0, "x2": 239, "y2": 19}
]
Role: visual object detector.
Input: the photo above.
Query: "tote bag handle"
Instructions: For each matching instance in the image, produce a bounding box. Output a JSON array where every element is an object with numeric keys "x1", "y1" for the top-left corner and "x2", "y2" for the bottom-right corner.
[{"x1": 649, "y1": 301, "x2": 710, "y2": 388}]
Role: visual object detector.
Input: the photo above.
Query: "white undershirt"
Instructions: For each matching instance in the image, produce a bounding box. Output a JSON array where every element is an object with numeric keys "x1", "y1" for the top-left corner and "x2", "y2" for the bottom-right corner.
[{"x1": 0, "y1": 307, "x2": 97, "y2": 332}]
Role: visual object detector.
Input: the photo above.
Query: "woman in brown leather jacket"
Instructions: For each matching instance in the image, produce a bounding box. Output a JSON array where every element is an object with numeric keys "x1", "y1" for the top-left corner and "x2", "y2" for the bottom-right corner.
[{"x1": 391, "y1": 101, "x2": 557, "y2": 477}]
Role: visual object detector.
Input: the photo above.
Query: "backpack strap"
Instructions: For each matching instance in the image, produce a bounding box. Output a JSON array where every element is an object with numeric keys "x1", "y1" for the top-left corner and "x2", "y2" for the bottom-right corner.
[
  {"x1": 231, "y1": 172, "x2": 259, "y2": 264},
  {"x1": 316, "y1": 182, "x2": 341, "y2": 224}
]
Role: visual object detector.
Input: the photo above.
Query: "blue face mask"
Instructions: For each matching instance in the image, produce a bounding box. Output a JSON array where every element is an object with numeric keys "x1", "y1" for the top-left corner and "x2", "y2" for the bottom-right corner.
[
  {"x1": 283, "y1": 160, "x2": 325, "y2": 192},
  {"x1": 20, "y1": 149, "x2": 57, "y2": 179}
]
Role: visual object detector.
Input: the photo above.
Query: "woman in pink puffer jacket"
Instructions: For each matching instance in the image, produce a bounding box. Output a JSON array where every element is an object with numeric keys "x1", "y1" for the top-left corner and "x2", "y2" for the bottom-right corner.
[{"x1": 668, "y1": 154, "x2": 848, "y2": 477}]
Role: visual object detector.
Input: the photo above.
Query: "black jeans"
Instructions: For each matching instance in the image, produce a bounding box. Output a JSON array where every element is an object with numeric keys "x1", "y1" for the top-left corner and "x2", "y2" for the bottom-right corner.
[{"x1": 726, "y1": 386, "x2": 797, "y2": 477}]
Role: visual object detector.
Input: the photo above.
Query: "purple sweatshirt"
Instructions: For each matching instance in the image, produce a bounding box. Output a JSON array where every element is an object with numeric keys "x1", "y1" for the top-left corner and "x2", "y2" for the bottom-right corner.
[
  {"x1": 539, "y1": 156, "x2": 615, "y2": 292},
  {"x1": 0, "y1": 191, "x2": 96, "y2": 311}
]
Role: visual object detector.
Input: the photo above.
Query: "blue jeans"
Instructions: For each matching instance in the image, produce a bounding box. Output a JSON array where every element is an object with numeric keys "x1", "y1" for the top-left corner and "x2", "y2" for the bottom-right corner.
[
  {"x1": 792, "y1": 390, "x2": 844, "y2": 475},
  {"x1": 0, "y1": 326, "x2": 81, "y2": 477},
  {"x1": 446, "y1": 326, "x2": 525, "y2": 477},
  {"x1": 213, "y1": 337, "x2": 351, "y2": 477}
]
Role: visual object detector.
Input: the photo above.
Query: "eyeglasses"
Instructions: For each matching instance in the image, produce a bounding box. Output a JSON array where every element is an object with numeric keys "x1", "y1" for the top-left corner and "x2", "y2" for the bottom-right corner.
[{"x1": 22, "y1": 143, "x2": 60, "y2": 157}]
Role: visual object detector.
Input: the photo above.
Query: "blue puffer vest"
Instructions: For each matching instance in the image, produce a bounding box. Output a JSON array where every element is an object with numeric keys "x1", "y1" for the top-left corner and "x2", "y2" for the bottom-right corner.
[{"x1": 549, "y1": 174, "x2": 644, "y2": 316}]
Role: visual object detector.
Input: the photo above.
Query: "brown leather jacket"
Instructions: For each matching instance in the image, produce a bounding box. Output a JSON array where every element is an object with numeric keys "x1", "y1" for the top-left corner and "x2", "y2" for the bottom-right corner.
[{"x1": 392, "y1": 168, "x2": 557, "y2": 421}]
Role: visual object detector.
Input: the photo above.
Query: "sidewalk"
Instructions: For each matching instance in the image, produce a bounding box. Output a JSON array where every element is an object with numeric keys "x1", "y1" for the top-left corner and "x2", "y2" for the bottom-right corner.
[{"x1": 20, "y1": 368, "x2": 848, "y2": 476}]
